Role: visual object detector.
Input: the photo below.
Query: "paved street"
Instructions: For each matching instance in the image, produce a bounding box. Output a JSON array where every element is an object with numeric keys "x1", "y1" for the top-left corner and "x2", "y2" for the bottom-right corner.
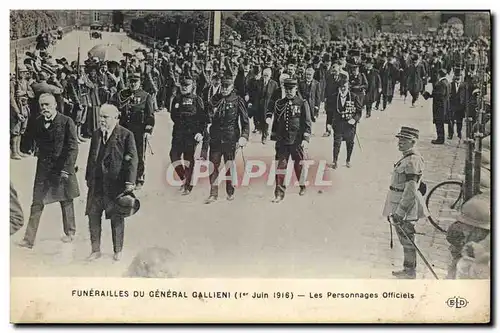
[{"x1": 10, "y1": 31, "x2": 466, "y2": 279}]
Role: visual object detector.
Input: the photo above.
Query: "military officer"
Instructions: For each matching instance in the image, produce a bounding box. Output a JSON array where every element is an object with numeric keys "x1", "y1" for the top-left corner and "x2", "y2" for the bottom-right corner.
[
  {"x1": 205, "y1": 76, "x2": 250, "y2": 204},
  {"x1": 113, "y1": 72, "x2": 155, "y2": 190},
  {"x1": 170, "y1": 76, "x2": 208, "y2": 195},
  {"x1": 326, "y1": 75, "x2": 362, "y2": 169},
  {"x1": 383, "y1": 126, "x2": 429, "y2": 279},
  {"x1": 268, "y1": 78, "x2": 312, "y2": 203}
]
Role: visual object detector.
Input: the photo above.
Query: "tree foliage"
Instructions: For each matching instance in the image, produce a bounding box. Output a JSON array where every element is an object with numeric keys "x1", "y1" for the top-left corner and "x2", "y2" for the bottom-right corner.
[{"x1": 130, "y1": 11, "x2": 344, "y2": 44}]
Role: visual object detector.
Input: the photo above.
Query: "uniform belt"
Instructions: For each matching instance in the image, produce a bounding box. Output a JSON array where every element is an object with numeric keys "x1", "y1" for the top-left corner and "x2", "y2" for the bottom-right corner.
[{"x1": 390, "y1": 186, "x2": 404, "y2": 192}]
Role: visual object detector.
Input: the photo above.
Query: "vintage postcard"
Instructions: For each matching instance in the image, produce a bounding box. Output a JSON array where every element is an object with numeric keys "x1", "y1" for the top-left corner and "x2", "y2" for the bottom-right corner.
[{"x1": 9, "y1": 9, "x2": 491, "y2": 323}]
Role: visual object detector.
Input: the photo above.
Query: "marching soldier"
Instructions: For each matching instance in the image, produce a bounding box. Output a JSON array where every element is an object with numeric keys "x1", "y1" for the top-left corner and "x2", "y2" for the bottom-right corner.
[
  {"x1": 326, "y1": 74, "x2": 362, "y2": 169},
  {"x1": 113, "y1": 72, "x2": 155, "y2": 189},
  {"x1": 323, "y1": 65, "x2": 342, "y2": 137},
  {"x1": 268, "y1": 78, "x2": 312, "y2": 203},
  {"x1": 205, "y1": 76, "x2": 250, "y2": 204},
  {"x1": 170, "y1": 76, "x2": 208, "y2": 195}
]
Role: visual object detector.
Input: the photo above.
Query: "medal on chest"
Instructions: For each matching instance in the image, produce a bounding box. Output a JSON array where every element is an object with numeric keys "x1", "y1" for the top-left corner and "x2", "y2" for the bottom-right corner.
[{"x1": 182, "y1": 98, "x2": 193, "y2": 106}]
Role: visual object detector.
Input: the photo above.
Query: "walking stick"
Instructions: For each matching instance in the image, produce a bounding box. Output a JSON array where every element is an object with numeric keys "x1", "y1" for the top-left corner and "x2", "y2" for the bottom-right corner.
[
  {"x1": 389, "y1": 215, "x2": 439, "y2": 279},
  {"x1": 355, "y1": 131, "x2": 362, "y2": 152},
  {"x1": 387, "y1": 216, "x2": 394, "y2": 249}
]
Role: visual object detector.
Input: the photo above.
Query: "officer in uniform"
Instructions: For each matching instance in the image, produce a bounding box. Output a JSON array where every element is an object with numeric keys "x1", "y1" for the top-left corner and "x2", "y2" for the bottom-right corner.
[
  {"x1": 326, "y1": 75, "x2": 362, "y2": 169},
  {"x1": 382, "y1": 126, "x2": 429, "y2": 279},
  {"x1": 268, "y1": 78, "x2": 312, "y2": 203},
  {"x1": 113, "y1": 72, "x2": 155, "y2": 190},
  {"x1": 205, "y1": 76, "x2": 250, "y2": 204},
  {"x1": 170, "y1": 76, "x2": 208, "y2": 195}
]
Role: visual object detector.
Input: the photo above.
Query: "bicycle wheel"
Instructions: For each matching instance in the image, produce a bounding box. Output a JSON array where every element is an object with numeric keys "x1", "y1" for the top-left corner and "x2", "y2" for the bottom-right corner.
[{"x1": 425, "y1": 180, "x2": 464, "y2": 233}]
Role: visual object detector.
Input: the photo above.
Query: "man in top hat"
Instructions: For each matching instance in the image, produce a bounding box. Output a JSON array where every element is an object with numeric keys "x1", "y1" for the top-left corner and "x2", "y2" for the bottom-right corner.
[
  {"x1": 268, "y1": 78, "x2": 312, "y2": 203},
  {"x1": 423, "y1": 69, "x2": 450, "y2": 144},
  {"x1": 326, "y1": 74, "x2": 362, "y2": 169},
  {"x1": 405, "y1": 53, "x2": 427, "y2": 108},
  {"x1": 348, "y1": 61, "x2": 368, "y2": 108},
  {"x1": 18, "y1": 93, "x2": 80, "y2": 249},
  {"x1": 170, "y1": 76, "x2": 208, "y2": 195},
  {"x1": 113, "y1": 72, "x2": 155, "y2": 189},
  {"x1": 448, "y1": 68, "x2": 465, "y2": 140},
  {"x1": 85, "y1": 104, "x2": 138, "y2": 262},
  {"x1": 376, "y1": 53, "x2": 399, "y2": 111},
  {"x1": 383, "y1": 126, "x2": 429, "y2": 279},
  {"x1": 363, "y1": 57, "x2": 382, "y2": 118},
  {"x1": 205, "y1": 76, "x2": 249, "y2": 204}
]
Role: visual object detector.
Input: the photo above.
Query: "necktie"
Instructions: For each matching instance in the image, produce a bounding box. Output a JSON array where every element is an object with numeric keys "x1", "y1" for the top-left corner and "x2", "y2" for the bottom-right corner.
[
  {"x1": 103, "y1": 131, "x2": 108, "y2": 144},
  {"x1": 44, "y1": 118, "x2": 52, "y2": 128}
]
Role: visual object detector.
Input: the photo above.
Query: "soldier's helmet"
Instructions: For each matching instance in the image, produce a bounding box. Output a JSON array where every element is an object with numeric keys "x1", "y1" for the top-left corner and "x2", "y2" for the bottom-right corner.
[{"x1": 457, "y1": 194, "x2": 490, "y2": 231}]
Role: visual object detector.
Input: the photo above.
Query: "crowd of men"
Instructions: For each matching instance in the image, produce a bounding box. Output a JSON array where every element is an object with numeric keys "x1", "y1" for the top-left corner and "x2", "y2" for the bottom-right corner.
[{"x1": 10, "y1": 28, "x2": 491, "y2": 277}]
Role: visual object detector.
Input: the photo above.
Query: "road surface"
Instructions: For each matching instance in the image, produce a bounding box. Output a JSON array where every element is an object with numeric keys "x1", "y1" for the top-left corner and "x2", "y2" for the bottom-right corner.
[{"x1": 10, "y1": 30, "x2": 466, "y2": 279}]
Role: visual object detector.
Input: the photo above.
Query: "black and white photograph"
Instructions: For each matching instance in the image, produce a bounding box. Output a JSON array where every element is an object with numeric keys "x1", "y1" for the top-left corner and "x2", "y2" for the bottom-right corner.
[{"x1": 8, "y1": 8, "x2": 492, "y2": 323}]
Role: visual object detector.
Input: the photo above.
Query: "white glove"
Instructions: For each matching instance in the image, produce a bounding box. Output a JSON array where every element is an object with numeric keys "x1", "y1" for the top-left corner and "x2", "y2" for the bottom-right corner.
[
  {"x1": 248, "y1": 103, "x2": 253, "y2": 108},
  {"x1": 194, "y1": 133, "x2": 203, "y2": 142},
  {"x1": 238, "y1": 137, "x2": 248, "y2": 147},
  {"x1": 301, "y1": 140, "x2": 308, "y2": 149},
  {"x1": 245, "y1": 94, "x2": 249, "y2": 102},
  {"x1": 327, "y1": 124, "x2": 333, "y2": 131},
  {"x1": 266, "y1": 117, "x2": 272, "y2": 125},
  {"x1": 348, "y1": 119, "x2": 356, "y2": 125}
]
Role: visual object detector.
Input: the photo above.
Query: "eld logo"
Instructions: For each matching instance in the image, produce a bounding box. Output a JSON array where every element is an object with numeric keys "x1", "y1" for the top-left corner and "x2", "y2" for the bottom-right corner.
[{"x1": 446, "y1": 297, "x2": 469, "y2": 309}]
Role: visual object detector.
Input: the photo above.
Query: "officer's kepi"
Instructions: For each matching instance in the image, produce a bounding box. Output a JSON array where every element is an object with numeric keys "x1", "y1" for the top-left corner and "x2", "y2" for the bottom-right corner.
[
  {"x1": 283, "y1": 78, "x2": 297, "y2": 89},
  {"x1": 395, "y1": 126, "x2": 419, "y2": 140},
  {"x1": 130, "y1": 73, "x2": 141, "y2": 82},
  {"x1": 221, "y1": 77, "x2": 233, "y2": 87},
  {"x1": 180, "y1": 77, "x2": 193, "y2": 86}
]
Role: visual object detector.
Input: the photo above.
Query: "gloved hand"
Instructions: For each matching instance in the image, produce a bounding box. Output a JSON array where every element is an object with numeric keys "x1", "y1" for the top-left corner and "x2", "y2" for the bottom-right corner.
[
  {"x1": 245, "y1": 94, "x2": 249, "y2": 102},
  {"x1": 327, "y1": 124, "x2": 333, "y2": 132},
  {"x1": 392, "y1": 213, "x2": 404, "y2": 224},
  {"x1": 60, "y1": 171, "x2": 69, "y2": 182},
  {"x1": 301, "y1": 140, "x2": 308, "y2": 149},
  {"x1": 238, "y1": 137, "x2": 247, "y2": 147},
  {"x1": 194, "y1": 133, "x2": 203, "y2": 142},
  {"x1": 348, "y1": 118, "x2": 356, "y2": 125},
  {"x1": 266, "y1": 117, "x2": 272, "y2": 125}
]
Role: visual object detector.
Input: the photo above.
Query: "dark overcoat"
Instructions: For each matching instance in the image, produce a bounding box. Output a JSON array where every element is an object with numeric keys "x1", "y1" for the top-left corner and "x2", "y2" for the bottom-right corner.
[
  {"x1": 429, "y1": 78, "x2": 450, "y2": 123},
  {"x1": 85, "y1": 125, "x2": 138, "y2": 219},
  {"x1": 27, "y1": 112, "x2": 80, "y2": 205}
]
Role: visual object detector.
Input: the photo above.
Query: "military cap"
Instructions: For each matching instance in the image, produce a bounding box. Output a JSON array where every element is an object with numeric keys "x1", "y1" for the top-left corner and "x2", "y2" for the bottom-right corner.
[
  {"x1": 130, "y1": 72, "x2": 141, "y2": 81},
  {"x1": 395, "y1": 126, "x2": 419, "y2": 140},
  {"x1": 287, "y1": 57, "x2": 297, "y2": 65},
  {"x1": 365, "y1": 56, "x2": 374, "y2": 64},
  {"x1": 438, "y1": 69, "x2": 447, "y2": 77},
  {"x1": 338, "y1": 72, "x2": 349, "y2": 85},
  {"x1": 283, "y1": 78, "x2": 298, "y2": 88},
  {"x1": 322, "y1": 53, "x2": 331, "y2": 62},
  {"x1": 221, "y1": 76, "x2": 234, "y2": 86},
  {"x1": 56, "y1": 57, "x2": 68, "y2": 65},
  {"x1": 180, "y1": 76, "x2": 194, "y2": 86}
]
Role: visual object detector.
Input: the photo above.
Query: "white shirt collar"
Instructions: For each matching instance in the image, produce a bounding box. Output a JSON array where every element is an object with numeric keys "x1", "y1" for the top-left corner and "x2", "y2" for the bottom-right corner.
[
  {"x1": 45, "y1": 112, "x2": 57, "y2": 122},
  {"x1": 102, "y1": 123, "x2": 117, "y2": 140}
]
